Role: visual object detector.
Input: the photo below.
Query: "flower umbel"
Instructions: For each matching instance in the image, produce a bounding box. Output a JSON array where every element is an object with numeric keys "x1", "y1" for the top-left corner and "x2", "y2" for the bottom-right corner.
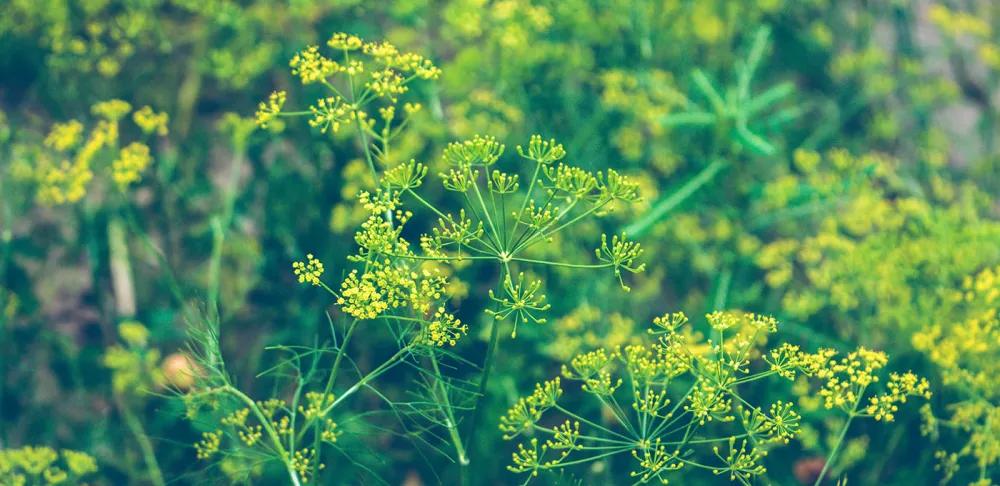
[{"x1": 293, "y1": 254, "x2": 325, "y2": 286}]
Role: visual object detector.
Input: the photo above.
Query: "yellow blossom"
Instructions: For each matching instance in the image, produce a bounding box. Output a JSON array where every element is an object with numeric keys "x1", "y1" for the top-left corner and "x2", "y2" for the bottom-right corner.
[
  {"x1": 111, "y1": 142, "x2": 153, "y2": 190},
  {"x1": 133, "y1": 106, "x2": 169, "y2": 136},
  {"x1": 292, "y1": 254, "x2": 325, "y2": 286}
]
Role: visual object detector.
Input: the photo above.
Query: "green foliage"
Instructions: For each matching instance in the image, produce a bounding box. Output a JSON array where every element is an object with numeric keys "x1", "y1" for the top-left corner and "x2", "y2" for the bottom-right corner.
[{"x1": 2, "y1": 1, "x2": 1000, "y2": 485}]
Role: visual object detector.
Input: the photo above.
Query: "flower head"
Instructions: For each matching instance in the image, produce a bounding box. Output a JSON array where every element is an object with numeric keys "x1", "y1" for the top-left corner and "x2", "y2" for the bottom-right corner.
[{"x1": 293, "y1": 254, "x2": 325, "y2": 286}]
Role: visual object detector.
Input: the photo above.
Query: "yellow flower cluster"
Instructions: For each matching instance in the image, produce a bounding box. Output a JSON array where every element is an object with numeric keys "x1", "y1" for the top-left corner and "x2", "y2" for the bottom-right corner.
[
  {"x1": 328, "y1": 33, "x2": 363, "y2": 51},
  {"x1": 195, "y1": 431, "x2": 222, "y2": 460},
  {"x1": 290, "y1": 449, "x2": 324, "y2": 484},
  {"x1": 220, "y1": 408, "x2": 263, "y2": 446},
  {"x1": 132, "y1": 106, "x2": 169, "y2": 136},
  {"x1": 91, "y1": 99, "x2": 132, "y2": 121},
  {"x1": 337, "y1": 269, "x2": 388, "y2": 320},
  {"x1": 111, "y1": 142, "x2": 153, "y2": 189},
  {"x1": 805, "y1": 347, "x2": 931, "y2": 421},
  {"x1": 102, "y1": 321, "x2": 166, "y2": 395},
  {"x1": 424, "y1": 306, "x2": 468, "y2": 346},
  {"x1": 290, "y1": 45, "x2": 340, "y2": 84},
  {"x1": 298, "y1": 392, "x2": 334, "y2": 421},
  {"x1": 43, "y1": 120, "x2": 84, "y2": 152},
  {"x1": 503, "y1": 310, "x2": 930, "y2": 482},
  {"x1": 36, "y1": 158, "x2": 94, "y2": 205},
  {"x1": 913, "y1": 265, "x2": 1000, "y2": 481},
  {"x1": 293, "y1": 254, "x2": 325, "y2": 286},
  {"x1": 0, "y1": 446, "x2": 98, "y2": 485},
  {"x1": 286, "y1": 34, "x2": 440, "y2": 89},
  {"x1": 308, "y1": 97, "x2": 352, "y2": 134},
  {"x1": 255, "y1": 91, "x2": 286, "y2": 129},
  {"x1": 27, "y1": 100, "x2": 167, "y2": 205},
  {"x1": 499, "y1": 377, "x2": 562, "y2": 439},
  {"x1": 928, "y1": 4, "x2": 992, "y2": 39}
]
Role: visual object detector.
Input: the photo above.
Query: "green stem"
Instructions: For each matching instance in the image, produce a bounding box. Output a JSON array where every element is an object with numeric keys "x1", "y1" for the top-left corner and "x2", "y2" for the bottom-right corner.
[
  {"x1": 207, "y1": 149, "x2": 246, "y2": 312},
  {"x1": 623, "y1": 159, "x2": 729, "y2": 238},
  {"x1": 469, "y1": 173, "x2": 503, "y2": 252},
  {"x1": 116, "y1": 396, "x2": 165, "y2": 486},
  {"x1": 354, "y1": 117, "x2": 379, "y2": 186},
  {"x1": 222, "y1": 386, "x2": 302, "y2": 486},
  {"x1": 320, "y1": 345, "x2": 413, "y2": 416},
  {"x1": 509, "y1": 258, "x2": 612, "y2": 269},
  {"x1": 510, "y1": 196, "x2": 587, "y2": 255},
  {"x1": 815, "y1": 413, "x2": 856, "y2": 486},
  {"x1": 463, "y1": 265, "x2": 509, "y2": 486},
  {"x1": 407, "y1": 189, "x2": 450, "y2": 220},
  {"x1": 323, "y1": 319, "x2": 359, "y2": 401},
  {"x1": 431, "y1": 351, "x2": 469, "y2": 466},
  {"x1": 510, "y1": 163, "x2": 543, "y2": 242}
]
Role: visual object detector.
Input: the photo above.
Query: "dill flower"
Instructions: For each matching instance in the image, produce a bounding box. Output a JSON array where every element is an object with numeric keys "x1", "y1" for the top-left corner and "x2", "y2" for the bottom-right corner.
[
  {"x1": 255, "y1": 91, "x2": 286, "y2": 129},
  {"x1": 36, "y1": 159, "x2": 94, "y2": 206},
  {"x1": 91, "y1": 99, "x2": 132, "y2": 121},
  {"x1": 61, "y1": 450, "x2": 98, "y2": 477},
  {"x1": 423, "y1": 307, "x2": 468, "y2": 346},
  {"x1": 43, "y1": 120, "x2": 84, "y2": 152},
  {"x1": 290, "y1": 46, "x2": 338, "y2": 84},
  {"x1": 367, "y1": 68, "x2": 407, "y2": 102},
  {"x1": 442, "y1": 135, "x2": 505, "y2": 167},
  {"x1": 596, "y1": 233, "x2": 646, "y2": 291},
  {"x1": 290, "y1": 449, "x2": 324, "y2": 483},
  {"x1": 517, "y1": 134, "x2": 565, "y2": 165},
  {"x1": 195, "y1": 431, "x2": 222, "y2": 460},
  {"x1": 111, "y1": 142, "x2": 153, "y2": 190},
  {"x1": 292, "y1": 254, "x2": 324, "y2": 286},
  {"x1": 504, "y1": 311, "x2": 928, "y2": 483},
  {"x1": 337, "y1": 270, "x2": 388, "y2": 320},
  {"x1": 132, "y1": 105, "x2": 169, "y2": 136},
  {"x1": 328, "y1": 33, "x2": 363, "y2": 51},
  {"x1": 308, "y1": 97, "x2": 350, "y2": 133}
]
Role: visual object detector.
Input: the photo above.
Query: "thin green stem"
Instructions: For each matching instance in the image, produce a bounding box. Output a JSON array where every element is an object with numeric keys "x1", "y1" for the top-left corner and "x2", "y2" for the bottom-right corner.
[
  {"x1": 463, "y1": 264, "x2": 509, "y2": 485},
  {"x1": 406, "y1": 189, "x2": 450, "y2": 220},
  {"x1": 222, "y1": 386, "x2": 302, "y2": 486},
  {"x1": 553, "y1": 405, "x2": 634, "y2": 442},
  {"x1": 467, "y1": 176, "x2": 504, "y2": 252},
  {"x1": 815, "y1": 413, "x2": 856, "y2": 486},
  {"x1": 117, "y1": 396, "x2": 165, "y2": 486},
  {"x1": 513, "y1": 163, "x2": 543, "y2": 229},
  {"x1": 622, "y1": 159, "x2": 729, "y2": 238},
  {"x1": 510, "y1": 257, "x2": 612, "y2": 269},
  {"x1": 539, "y1": 448, "x2": 632, "y2": 469},
  {"x1": 207, "y1": 148, "x2": 246, "y2": 311},
  {"x1": 431, "y1": 351, "x2": 470, "y2": 466},
  {"x1": 354, "y1": 117, "x2": 379, "y2": 186},
  {"x1": 320, "y1": 345, "x2": 413, "y2": 416},
  {"x1": 512, "y1": 195, "x2": 605, "y2": 256},
  {"x1": 323, "y1": 319, "x2": 360, "y2": 400}
]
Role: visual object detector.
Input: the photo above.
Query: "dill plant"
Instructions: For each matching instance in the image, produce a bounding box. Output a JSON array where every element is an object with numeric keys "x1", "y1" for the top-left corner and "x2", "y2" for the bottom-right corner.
[
  {"x1": 501, "y1": 312, "x2": 930, "y2": 485},
  {"x1": 2, "y1": 2, "x2": 998, "y2": 485},
  {"x1": 1, "y1": 101, "x2": 172, "y2": 485},
  {"x1": 0, "y1": 446, "x2": 99, "y2": 485},
  {"x1": 181, "y1": 33, "x2": 647, "y2": 484},
  {"x1": 915, "y1": 265, "x2": 1000, "y2": 484}
]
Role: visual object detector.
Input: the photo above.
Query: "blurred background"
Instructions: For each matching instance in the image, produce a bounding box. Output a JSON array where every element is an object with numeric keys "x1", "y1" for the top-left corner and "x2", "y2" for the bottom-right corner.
[{"x1": 1, "y1": 0, "x2": 999, "y2": 484}]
